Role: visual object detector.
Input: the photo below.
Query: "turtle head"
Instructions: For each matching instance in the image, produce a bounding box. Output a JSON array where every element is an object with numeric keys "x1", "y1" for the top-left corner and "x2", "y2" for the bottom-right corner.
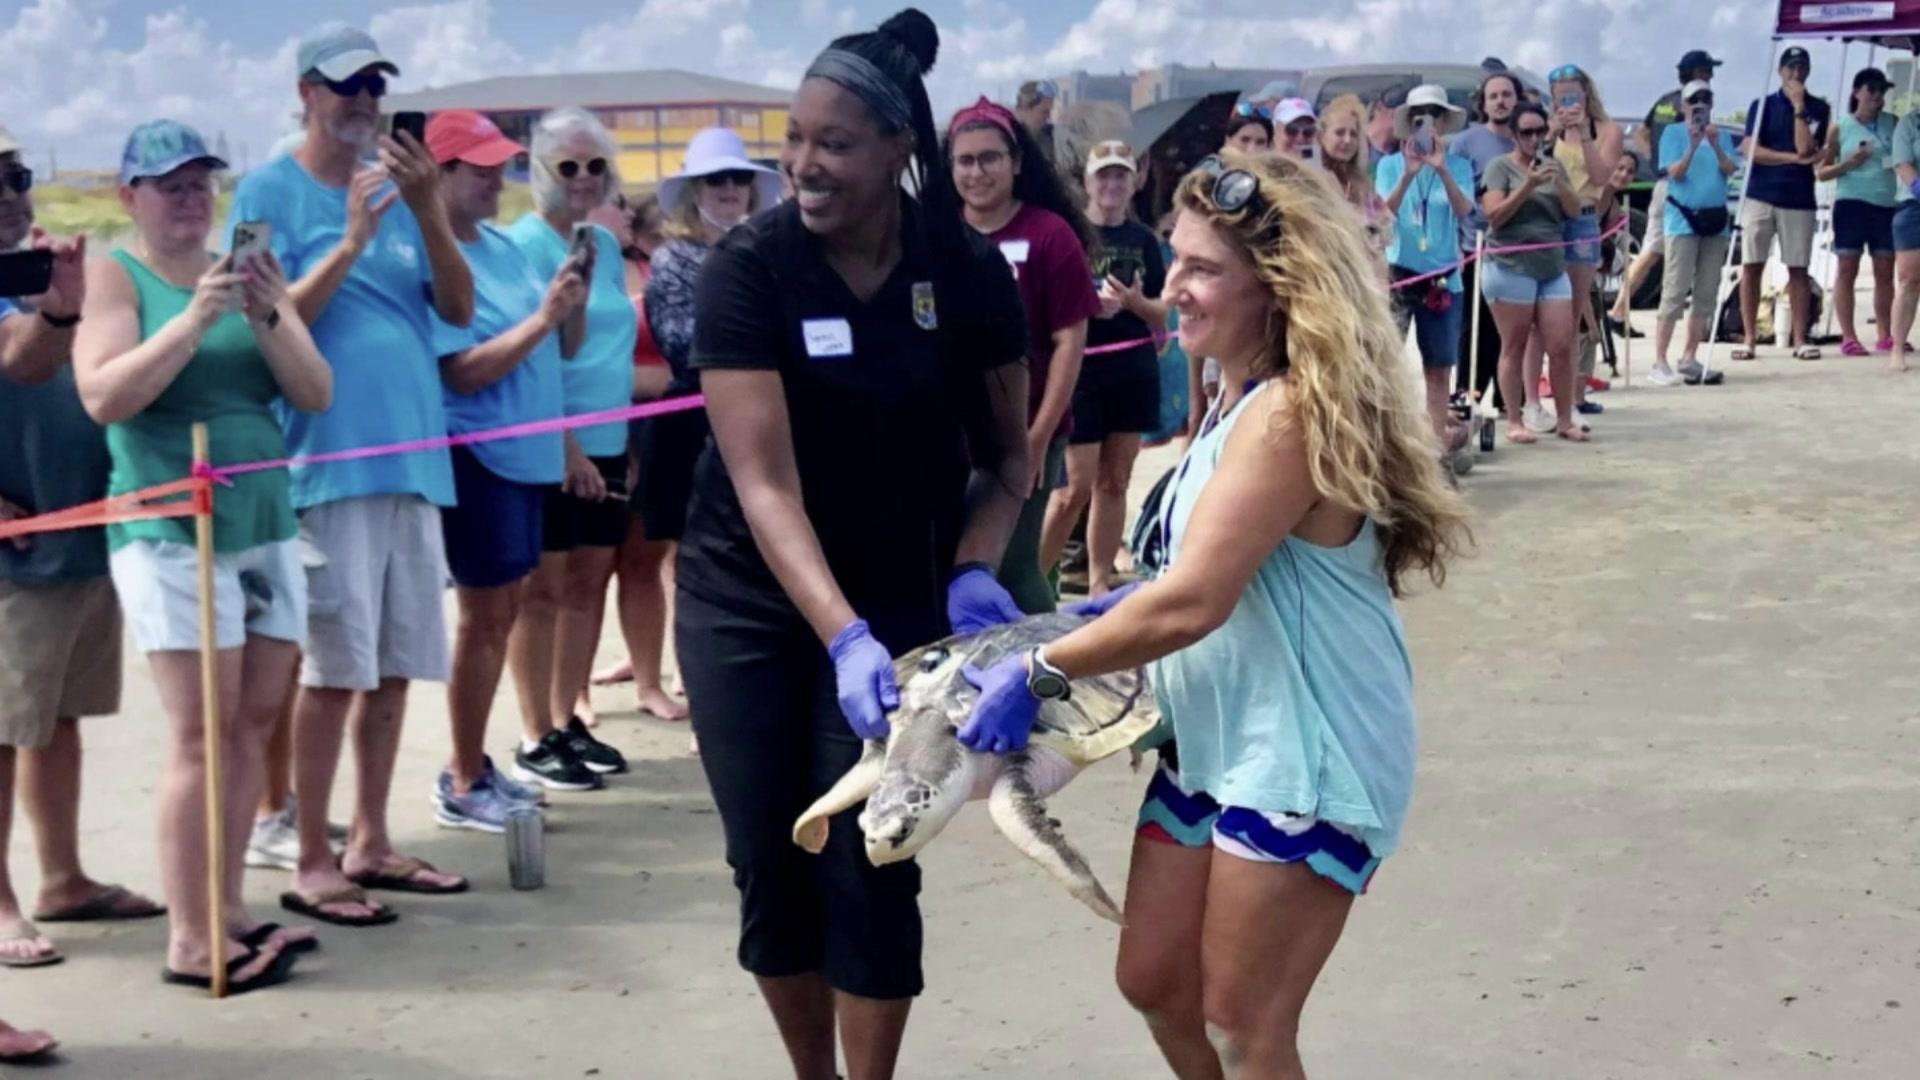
[{"x1": 859, "y1": 732, "x2": 978, "y2": 866}]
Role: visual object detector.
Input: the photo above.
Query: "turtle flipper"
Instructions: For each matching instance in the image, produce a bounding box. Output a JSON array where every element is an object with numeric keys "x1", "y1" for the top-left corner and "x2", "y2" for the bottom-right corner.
[
  {"x1": 987, "y1": 751, "x2": 1122, "y2": 924},
  {"x1": 792, "y1": 739, "x2": 887, "y2": 854}
]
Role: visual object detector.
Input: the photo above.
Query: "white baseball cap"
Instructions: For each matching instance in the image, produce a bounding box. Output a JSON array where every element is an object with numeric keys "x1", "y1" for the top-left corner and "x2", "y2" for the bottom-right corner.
[
  {"x1": 1273, "y1": 98, "x2": 1316, "y2": 127},
  {"x1": 1084, "y1": 139, "x2": 1138, "y2": 178},
  {"x1": 1681, "y1": 80, "x2": 1713, "y2": 101}
]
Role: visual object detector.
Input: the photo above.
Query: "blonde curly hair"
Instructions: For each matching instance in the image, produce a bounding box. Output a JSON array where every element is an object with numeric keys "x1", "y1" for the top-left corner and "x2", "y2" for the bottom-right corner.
[{"x1": 1173, "y1": 151, "x2": 1470, "y2": 595}]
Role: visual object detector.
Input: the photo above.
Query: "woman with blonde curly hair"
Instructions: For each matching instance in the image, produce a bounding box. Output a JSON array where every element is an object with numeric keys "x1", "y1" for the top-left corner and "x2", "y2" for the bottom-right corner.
[
  {"x1": 960, "y1": 150, "x2": 1470, "y2": 1077},
  {"x1": 1547, "y1": 64, "x2": 1624, "y2": 414},
  {"x1": 1320, "y1": 94, "x2": 1385, "y2": 223}
]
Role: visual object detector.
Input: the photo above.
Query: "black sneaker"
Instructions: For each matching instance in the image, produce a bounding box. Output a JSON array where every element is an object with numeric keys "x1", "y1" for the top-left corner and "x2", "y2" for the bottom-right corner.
[
  {"x1": 512, "y1": 730, "x2": 603, "y2": 792},
  {"x1": 565, "y1": 716, "x2": 629, "y2": 775}
]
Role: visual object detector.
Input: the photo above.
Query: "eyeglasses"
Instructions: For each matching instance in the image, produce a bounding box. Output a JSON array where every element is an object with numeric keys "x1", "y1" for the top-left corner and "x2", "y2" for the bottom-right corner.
[
  {"x1": 1, "y1": 166, "x2": 31, "y2": 195},
  {"x1": 701, "y1": 170, "x2": 758, "y2": 188},
  {"x1": 1194, "y1": 155, "x2": 1281, "y2": 244},
  {"x1": 1235, "y1": 101, "x2": 1273, "y2": 120},
  {"x1": 320, "y1": 72, "x2": 388, "y2": 99},
  {"x1": 953, "y1": 149, "x2": 1009, "y2": 172},
  {"x1": 1548, "y1": 64, "x2": 1584, "y2": 82},
  {"x1": 552, "y1": 157, "x2": 608, "y2": 180}
]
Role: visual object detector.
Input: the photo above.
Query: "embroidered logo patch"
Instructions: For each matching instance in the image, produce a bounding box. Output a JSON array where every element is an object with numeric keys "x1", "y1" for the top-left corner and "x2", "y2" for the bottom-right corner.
[{"x1": 912, "y1": 281, "x2": 938, "y2": 330}]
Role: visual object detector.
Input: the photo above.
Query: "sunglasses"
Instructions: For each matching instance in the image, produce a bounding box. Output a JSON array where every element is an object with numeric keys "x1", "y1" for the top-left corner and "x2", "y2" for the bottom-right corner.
[
  {"x1": 321, "y1": 72, "x2": 387, "y2": 99},
  {"x1": 1548, "y1": 64, "x2": 1584, "y2": 82},
  {"x1": 1410, "y1": 105, "x2": 1449, "y2": 121},
  {"x1": 553, "y1": 157, "x2": 608, "y2": 180},
  {"x1": 701, "y1": 169, "x2": 757, "y2": 188},
  {"x1": 1515, "y1": 124, "x2": 1549, "y2": 138},
  {"x1": 1236, "y1": 101, "x2": 1274, "y2": 120},
  {"x1": 1285, "y1": 122, "x2": 1318, "y2": 139},
  {"x1": 1, "y1": 166, "x2": 31, "y2": 195},
  {"x1": 1194, "y1": 155, "x2": 1281, "y2": 244}
]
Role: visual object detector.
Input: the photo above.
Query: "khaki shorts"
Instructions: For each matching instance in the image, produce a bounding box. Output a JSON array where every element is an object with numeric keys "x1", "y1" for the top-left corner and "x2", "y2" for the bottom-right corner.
[
  {"x1": 299, "y1": 495, "x2": 451, "y2": 692},
  {"x1": 1643, "y1": 179, "x2": 1667, "y2": 254},
  {"x1": 0, "y1": 578, "x2": 122, "y2": 749},
  {"x1": 1739, "y1": 198, "x2": 1815, "y2": 268}
]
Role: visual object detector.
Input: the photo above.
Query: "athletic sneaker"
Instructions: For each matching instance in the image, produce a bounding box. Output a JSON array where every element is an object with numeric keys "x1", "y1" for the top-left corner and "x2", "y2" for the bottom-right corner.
[
  {"x1": 512, "y1": 730, "x2": 604, "y2": 792},
  {"x1": 564, "y1": 715, "x2": 629, "y2": 775},
  {"x1": 1677, "y1": 360, "x2": 1722, "y2": 386},
  {"x1": 1647, "y1": 363, "x2": 1683, "y2": 386},
  {"x1": 244, "y1": 807, "x2": 300, "y2": 870},
  {"x1": 1522, "y1": 401, "x2": 1556, "y2": 434},
  {"x1": 483, "y1": 756, "x2": 545, "y2": 806},
  {"x1": 435, "y1": 774, "x2": 530, "y2": 834}
]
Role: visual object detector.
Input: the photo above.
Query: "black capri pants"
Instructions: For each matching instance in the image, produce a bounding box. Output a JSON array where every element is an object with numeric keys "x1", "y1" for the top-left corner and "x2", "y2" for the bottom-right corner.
[{"x1": 675, "y1": 586, "x2": 924, "y2": 1000}]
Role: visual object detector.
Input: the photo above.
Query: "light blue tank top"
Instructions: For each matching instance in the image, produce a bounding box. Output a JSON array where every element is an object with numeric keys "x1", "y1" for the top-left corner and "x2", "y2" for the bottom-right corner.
[
  {"x1": 1836, "y1": 112, "x2": 1898, "y2": 207},
  {"x1": 1147, "y1": 381, "x2": 1418, "y2": 857}
]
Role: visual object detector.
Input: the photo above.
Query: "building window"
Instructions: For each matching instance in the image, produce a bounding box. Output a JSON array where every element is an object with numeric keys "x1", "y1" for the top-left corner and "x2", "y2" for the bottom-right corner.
[{"x1": 661, "y1": 107, "x2": 720, "y2": 131}]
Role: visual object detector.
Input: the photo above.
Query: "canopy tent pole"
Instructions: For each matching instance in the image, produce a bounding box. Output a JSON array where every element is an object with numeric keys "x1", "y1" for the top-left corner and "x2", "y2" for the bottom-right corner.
[
  {"x1": 1818, "y1": 40, "x2": 1852, "y2": 342},
  {"x1": 1703, "y1": 41, "x2": 1783, "y2": 376}
]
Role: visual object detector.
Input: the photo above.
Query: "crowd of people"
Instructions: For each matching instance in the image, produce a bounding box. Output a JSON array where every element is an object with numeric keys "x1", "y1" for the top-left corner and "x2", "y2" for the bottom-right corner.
[{"x1": 0, "y1": 7, "x2": 1889, "y2": 1075}]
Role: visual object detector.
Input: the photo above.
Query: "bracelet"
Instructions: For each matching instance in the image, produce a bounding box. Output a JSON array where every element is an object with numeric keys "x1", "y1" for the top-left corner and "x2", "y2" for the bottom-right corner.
[{"x1": 38, "y1": 309, "x2": 80, "y2": 329}]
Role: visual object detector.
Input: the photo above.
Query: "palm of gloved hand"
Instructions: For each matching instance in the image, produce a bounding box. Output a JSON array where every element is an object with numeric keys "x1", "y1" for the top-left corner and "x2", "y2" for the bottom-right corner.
[
  {"x1": 958, "y1": 656, "x2": 1039, "y2": 755},
  {"x1": 1063, "y1": 580, "x2": 1140, "y2": 619},
  {"x1": 947, "y1": 566, "x2": 1025, "y2": 636},
  {"x1": 829, "y1": 619, "x2": 899, "y2": 740}
]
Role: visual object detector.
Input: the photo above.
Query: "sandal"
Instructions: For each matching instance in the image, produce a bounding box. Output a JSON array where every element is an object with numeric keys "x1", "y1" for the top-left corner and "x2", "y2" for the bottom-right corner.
[
  {"x1": 1729, "y1": 346, "x2": 1757, "y2": 361},
  {"x1": 1794, "y1": 345, "x2": 1822, "y2": 361},
  {"x1": 161, "y1": 946, "x2": 298, "y2": 996},
  {"x1": 346, "y1": 855, "x2": 469, "y2": 896},
  {"x1": 241, "y1": 922, "x2": 319, "y2": 955},
  {"x1": 280, "y1": 884, "x2": 398, "y2": 927},
  {"x1": 1841, "y1": 340, "x2": 1869, "y2": 357},
  {"x1": 0, "y1": 924, "x2": 62, "y2": 969},
  {"x1": 1557, "y1": 425, "x2": 1591, "y2": 443},
  {"x1": 1877, "y1": 338, "x2": 1897, "y2": 353},
  {"x1": 34, "y1": 883, "x2": 165, "y2": 923}
]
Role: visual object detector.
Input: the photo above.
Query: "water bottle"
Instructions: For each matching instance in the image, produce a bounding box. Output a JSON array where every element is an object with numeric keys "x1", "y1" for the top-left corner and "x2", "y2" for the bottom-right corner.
[{"x1": 505, "y1": 806, "x2": 545, "y2": 890}]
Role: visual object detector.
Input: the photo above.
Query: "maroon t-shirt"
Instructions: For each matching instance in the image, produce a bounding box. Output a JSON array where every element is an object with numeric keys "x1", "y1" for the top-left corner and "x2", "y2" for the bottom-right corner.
[{"x1": 981, "y1": 204, "x2": 1100, "y2": 439}]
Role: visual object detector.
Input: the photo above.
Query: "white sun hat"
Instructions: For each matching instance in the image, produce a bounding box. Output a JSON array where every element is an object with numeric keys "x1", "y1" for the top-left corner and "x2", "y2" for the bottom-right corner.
[
  {"x1": 1394, "y1": 84, "x2": 1467, "y2": 139},
  {"x1": 658, "y1": 127, "x2": 782, "y2": 214}
]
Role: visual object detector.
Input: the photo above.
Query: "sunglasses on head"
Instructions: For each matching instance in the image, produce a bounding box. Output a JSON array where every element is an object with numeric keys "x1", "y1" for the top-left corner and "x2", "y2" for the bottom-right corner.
[
  {"x1": 1, "y1": 165, "x2": 31, "y2": 195},
  {"x1": 701, "y1": 169, "x2": 757, "y2": 188},
  {"x1": 320, "y1": 71, "x2": 387, "y2": 99},
  {"x1": 553, "y1": 157, "x2": 608, "y2": 180},
  {"x1": 1236, "y1": 101, "x2": 1274, "y2": 120},
  {"x1": 1548, "y1": 64, "x2": 1584, "y2": 82},
  {"x1": 1194, "y1": 155, "x2": 1281, "y2": 244}
]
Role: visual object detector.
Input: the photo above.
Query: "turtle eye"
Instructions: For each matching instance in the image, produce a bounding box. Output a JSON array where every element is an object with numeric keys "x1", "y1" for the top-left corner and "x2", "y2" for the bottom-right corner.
[{"x1": 918, "y1": 647, "x2": 948, "y2": 673}]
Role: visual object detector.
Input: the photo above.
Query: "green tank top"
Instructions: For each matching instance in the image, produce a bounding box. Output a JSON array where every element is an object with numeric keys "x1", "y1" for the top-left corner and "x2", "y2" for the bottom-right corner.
[{"x1": 106, "y1": 250, "x2": 296, "y2": 554}]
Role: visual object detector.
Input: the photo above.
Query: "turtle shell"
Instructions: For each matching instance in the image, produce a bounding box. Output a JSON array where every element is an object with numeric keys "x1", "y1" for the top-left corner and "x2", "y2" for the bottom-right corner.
[{"x1": 892, "y1": 612, "x2": 1161, "y2": 765}]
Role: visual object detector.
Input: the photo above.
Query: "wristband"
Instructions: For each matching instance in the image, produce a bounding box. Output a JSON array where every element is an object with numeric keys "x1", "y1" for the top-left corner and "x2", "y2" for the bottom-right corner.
[{"x1": 38, "y1": 309, "x2": 80, "y2": 329}]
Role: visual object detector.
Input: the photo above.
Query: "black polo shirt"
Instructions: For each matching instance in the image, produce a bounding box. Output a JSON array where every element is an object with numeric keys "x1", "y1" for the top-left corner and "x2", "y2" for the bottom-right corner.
[{"x1": 677, "y1": 197, "x2": 1027, "y2": 649}]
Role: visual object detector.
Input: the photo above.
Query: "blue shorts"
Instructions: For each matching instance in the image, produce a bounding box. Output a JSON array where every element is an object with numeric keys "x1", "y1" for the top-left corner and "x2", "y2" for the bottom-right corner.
[
  {"x1": 1482, "y1": 261, "x2": 1574, "y2": 304},
  {"x1": 1562, "y1": 208, "x2": 1602, "y2": 266},
  {"x1": 441, "y1": 445, "x2": 545, "y2": 590},
  {"x1": 1834, "y1": 200, "x2": 1896, "y2": 257},
  {"x1": 1392, "y1": 281, "x2": 1464, "y2": 369},
  {"x1": 1890, "y1": 202, "x2": 1920, "y2": 253},
  {"x1": 1136, "y1": 759, "x2": 1382, "y2": 895}
]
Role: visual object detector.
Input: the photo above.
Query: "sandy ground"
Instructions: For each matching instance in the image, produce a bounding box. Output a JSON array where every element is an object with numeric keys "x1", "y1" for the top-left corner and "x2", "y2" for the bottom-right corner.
[{"x1": 8, "y1": 322, "x2": 1920, "y2": 1079}]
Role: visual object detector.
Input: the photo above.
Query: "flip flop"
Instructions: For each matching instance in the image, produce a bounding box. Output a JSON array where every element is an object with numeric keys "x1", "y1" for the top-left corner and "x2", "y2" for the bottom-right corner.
[
  {"x1": 0, "y1": 925, "x2": 62, "y2": 969},
  {"x1": 161, "y1": 946, "x2": 298, "y2": 995},
  {"x1": 346, "y1": 855, "x2": 469, "y2": 896},
  {"x1": 34, "y1": 883, "x2": 166, "y2": 923},
  {"x1": 1729, "y1": 347, "x2": 1757, "y2": 361},
  {"x1": 1795, "y1": 345, "x2": 1823, "y2": 361},
  {"x1": 1841, "y1": 340, "x2": 1869, "y2": 357},
  {"x1": 241, "y1": 922, "x2": 319, "y2": 955},
  {"x1": 279, "y1": 885, "x2": 399, "y2": 927}
]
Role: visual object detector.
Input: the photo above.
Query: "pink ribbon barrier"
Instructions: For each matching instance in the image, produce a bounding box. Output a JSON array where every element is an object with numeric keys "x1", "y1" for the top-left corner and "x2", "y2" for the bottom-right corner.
[{"x1": 206, "y1": 395, "x2": 706, "y2": 482}]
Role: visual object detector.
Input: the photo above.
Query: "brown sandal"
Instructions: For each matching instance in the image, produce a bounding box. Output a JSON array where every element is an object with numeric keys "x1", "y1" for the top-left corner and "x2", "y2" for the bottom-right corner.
[
  {"x1": 279, "y1": 884, "x2": 398, "y2": 927},
  {"x1": 345, "y1": 855, "x2": 469, "y2": 896}
]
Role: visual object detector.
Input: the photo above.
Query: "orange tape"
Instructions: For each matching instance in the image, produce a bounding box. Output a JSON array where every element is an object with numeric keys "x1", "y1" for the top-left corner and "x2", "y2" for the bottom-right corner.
[{"x1": 0, "y1": 476, "x2": 208, "y2": 542}]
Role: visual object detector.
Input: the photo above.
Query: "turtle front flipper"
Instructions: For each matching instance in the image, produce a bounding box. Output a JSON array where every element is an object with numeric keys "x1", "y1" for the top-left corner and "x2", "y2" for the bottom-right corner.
[
  {"x1": 987, "y1": 751, "x2": 1122, "y2": 924},
  {"x1": 792, "y1": 739, "x2": 887, "y2": 854}
]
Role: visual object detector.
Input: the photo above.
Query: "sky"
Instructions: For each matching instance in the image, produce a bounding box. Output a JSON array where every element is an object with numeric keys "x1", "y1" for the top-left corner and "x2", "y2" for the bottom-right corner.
[{"x1": 0, "y1": 0, "x2": 1868, "y2": 172}]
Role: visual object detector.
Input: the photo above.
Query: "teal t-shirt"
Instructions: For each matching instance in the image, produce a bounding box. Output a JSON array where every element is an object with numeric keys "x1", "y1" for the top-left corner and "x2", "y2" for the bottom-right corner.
[
  {"x1": 506, "y1": 215, "x2": 636, "y2": 458},
  {"x1": 0, "y1": 298, "x2": 113, "y2": 583},
  {"x1": 1660, "y1": 125, "x2": 1741, "y2": 238},
  {"x1": 436, "y1": 224, "x2": 565, "y2": 486},
  {"x1": 1375, "y1": 151, "x2": 1475, "y2": 292},
  {"x1": 1834, "y1": 112, "x2": 1898, "y2": 207},
  {"x1": 228, "y1": 155, "x2": 455, "y2": 509}
]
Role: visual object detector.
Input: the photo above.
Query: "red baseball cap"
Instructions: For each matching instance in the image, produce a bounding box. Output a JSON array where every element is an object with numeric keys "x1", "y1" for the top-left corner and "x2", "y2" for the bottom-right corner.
[{"x1": 426, "y1": 110, "x2": 523, "y2": 167}]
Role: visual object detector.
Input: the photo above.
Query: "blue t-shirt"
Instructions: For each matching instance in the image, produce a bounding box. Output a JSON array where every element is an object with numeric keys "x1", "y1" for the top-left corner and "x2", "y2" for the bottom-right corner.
[
  {"x1": 1743, "y1": 90, "x2": 1831, "y2": 211},
  {"x1": 435, "y1": 224, "x2": 565, "y2": 486},
  {"x1": 228, "y1": 155, "x2": 455, "y2": 509},
  {"x1": 1449, "y1": 123, "x2": 1515, "y2": 243},
  {"x1": 1375, "y1": 152, "x2": 1475, "y2": 292},
  {"x1": 505, "y1": 215, "x2": 636, "y2": 458},
  {"x1": 1660, "y1": 125, "x2": 1741, "y2": 238}
]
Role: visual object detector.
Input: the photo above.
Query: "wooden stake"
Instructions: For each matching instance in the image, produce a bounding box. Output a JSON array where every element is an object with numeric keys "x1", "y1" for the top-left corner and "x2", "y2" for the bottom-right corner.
[
  {"x1": 1620, "y1": 195, "x2": 1633, "y2": 389},
  {"x1": 192, "y1": 422, "x2": 227, "y2": 1000},
  {"x1": 1470, "y1": 231, "x2": 1492, "y2": 419}
]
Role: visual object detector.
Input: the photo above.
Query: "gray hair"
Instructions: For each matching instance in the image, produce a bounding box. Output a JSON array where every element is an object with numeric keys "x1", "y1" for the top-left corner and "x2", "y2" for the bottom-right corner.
[{"x1": 529, "y1": 107, "x2": 621, "y2": 216}]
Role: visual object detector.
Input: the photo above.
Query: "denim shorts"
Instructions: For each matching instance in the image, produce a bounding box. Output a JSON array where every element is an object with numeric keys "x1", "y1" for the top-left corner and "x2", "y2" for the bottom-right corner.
[
  {"x1": 1833, "y1": 200, "x2": 1896, "y2": 257},
  {"x1": 1893, "y1": 202, "x2": 1920, "y2": 253},
  {"x1": 1482, "y1": 260, "x2": 1574, "y2": 304},
  {"x1": 1392, "y1": 286, "x2": 1465, "y2": 369},
  {"x1": 1563, "y1": 208, "x2": 1602, "y2": 266}
]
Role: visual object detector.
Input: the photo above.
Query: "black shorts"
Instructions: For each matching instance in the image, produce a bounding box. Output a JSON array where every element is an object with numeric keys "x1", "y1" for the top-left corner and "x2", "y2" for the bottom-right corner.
[
  {"x1": 442, "y1": 446, "x2": 545, "y2": 589},
  {"x1": 675, "y1": 586, "x2": 924, "y2": 1000},
  {"x1": 635, "y1": 407, "x2": 710, "y2": 542},
  {"x1": 1069, "y1": 348, "x2": 1160, "y2": 444},
  {"x1": 543, "y1": 454, "x2": 629, "y2": 552}
]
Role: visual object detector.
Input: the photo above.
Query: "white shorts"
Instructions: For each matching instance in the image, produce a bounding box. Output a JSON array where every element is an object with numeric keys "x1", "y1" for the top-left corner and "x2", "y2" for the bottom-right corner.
[
  {"x1": 110, "y1": 538, "x2": 306, "y2": 653},
  {"x1": 1643, "y1": 178, "x2": 1667, "y2": 255},
  {"x1": 299, "y1": 495, "x2": 451, "y2": 691},
  {"x1": 1739, "y1": 198, "x2": 1816, "y2": 268}
]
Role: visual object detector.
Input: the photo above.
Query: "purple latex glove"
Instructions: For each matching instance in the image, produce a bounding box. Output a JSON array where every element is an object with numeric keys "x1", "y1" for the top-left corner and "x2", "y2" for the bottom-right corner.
[
  {"x1": 947, "y1": 565, "x2": 1025, "y2": 636},
  {"x1": 829, "y1": 619, "x2": 899, "y2": 740},
  {"x1": 958, "y1": 655, "x2": 1039, "y2": 754},
  {"x1": 1063, "y1": 581, "x2": 1141, "y2": 619}
]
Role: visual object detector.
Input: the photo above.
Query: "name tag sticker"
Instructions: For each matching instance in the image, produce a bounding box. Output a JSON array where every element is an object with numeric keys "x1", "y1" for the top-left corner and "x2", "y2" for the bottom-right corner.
[
  {"x1": 998, "y1": 239, "x2": 1031, "y2": 264},
  {"x1": 802, "y1": 318, "x2": 854, "y2": 358}
]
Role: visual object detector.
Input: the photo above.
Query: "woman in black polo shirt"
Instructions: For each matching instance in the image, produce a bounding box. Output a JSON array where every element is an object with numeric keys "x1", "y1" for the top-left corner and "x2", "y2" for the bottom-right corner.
[{"x1": 674, "y1": 9, "x2": 1030, "y2": 1076}]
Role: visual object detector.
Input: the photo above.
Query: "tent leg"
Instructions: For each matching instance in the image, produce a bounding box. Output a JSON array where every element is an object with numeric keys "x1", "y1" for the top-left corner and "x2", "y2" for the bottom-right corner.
[{"x1": 1703, "y1": 42, "x2": 1782, "y2": 378}]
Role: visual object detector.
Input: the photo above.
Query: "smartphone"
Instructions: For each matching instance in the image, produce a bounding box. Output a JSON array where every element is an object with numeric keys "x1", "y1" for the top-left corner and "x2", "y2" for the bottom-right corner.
[
  {"x1": 1535, "y1": 142, "x2": 1554, "y2": 167},
  {"x1": 231, "y1": 220, "x2": 272, "y2": 268},
  {"x1": 1556, "y1": 92, "x2": 1583, "y2": 111},
  {"x1": 568, "y1": 222, "x2": 597, "y2": 276},
  {"x1": 1413, "y1": 116, "x2": 1435, "y2": 157},
  {"x1": 0, "y1": 250, "x2": 53, "y2": 299},
  {"x1": 388, "y1": 111, "x2": 428, "y2": 145},
  {"x1": 1689, "y1": 105, "x2": 1711, "y2": 131}
]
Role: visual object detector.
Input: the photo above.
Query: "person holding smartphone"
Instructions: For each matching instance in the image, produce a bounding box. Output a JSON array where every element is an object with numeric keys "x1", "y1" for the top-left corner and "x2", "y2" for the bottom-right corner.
[
  {"x1": 1482, "y1": 102, "x2": 1587, "y2": 444},
  {"x1": 1651, "y1": 82, "x2": 1741, "y2": 386},
  {"x1": 1739, "y1": 46, "x2": 1832, "y2": 362},
  {"x1": 229, "y1": 21, "x2": 476, "y2": 930},
  {"x1": 75, "y1": 120, "x2": 333, "y2": 991},
  {"x1": 1546, "y1": 65, "x2": 1624, "y2": 416},
  {"x1": 503, "y1": 108, "x2": 636, "y2": 791},
  {"x1": 1041, "y1": 141, "x2": 1165, "y2": 599},
  {"x1": 1273, "y1": 98, "x2": 1320, "y2": 163},
  {"x1": 1819, "y1": 68, "x2": 1899, "y2": 358}
]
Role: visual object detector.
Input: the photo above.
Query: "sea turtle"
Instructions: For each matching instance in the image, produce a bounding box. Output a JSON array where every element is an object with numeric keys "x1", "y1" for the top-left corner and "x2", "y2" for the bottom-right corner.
[{"x1": 792, "y1": 612, "x2": 1158, "y2": 924}]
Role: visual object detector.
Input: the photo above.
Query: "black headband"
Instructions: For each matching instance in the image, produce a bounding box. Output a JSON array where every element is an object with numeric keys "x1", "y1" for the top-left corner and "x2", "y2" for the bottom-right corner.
[{"x1": 805, "y1": 49, "x2": 914, "y2": 132}]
